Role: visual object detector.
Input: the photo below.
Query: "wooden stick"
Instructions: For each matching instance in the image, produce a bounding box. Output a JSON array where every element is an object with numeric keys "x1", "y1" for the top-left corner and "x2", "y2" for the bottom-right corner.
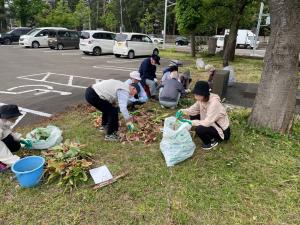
[{"x1": 93, "y1": 172, "x2": 129, "y2": 190}]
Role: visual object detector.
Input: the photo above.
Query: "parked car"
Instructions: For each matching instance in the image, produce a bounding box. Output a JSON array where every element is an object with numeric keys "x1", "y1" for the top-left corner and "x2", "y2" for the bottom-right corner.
[
  {"x1": 79, "y1": 30, "x2": 115, "y2": 56},
  {"x1": 19, "y1": 27, "x2": 67, "y2": 48},
  {"x1": 149, "y1": 35, "x2": 163, "y2": 44},
  {"x1": 175, "y1": 36, "x2": 189, "y2": 46},
  {"x1": 113, "y1": 33, "x2": 159, "y2": 59},
  {"x1": 0, "y1": 27, "x2": 31, "y2": 45},
  {"x1": 48, "y1": 30, "x2": 80, "y2": 50}
]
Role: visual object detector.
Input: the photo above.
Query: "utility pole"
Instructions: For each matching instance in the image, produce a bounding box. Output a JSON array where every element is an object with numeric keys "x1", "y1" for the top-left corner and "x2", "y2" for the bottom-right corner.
[
  {"x1": 120, "y1": 0, "x2": 123, "y2": 33},
  {"x1": 163, "y1": 1, "x2": 176, "y2": 50}
]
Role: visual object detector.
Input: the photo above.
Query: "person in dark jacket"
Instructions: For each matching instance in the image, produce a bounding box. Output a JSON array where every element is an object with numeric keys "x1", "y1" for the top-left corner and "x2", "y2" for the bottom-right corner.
[{"x1": 139, "y1": 54, "x2": 160, "y2": 98}]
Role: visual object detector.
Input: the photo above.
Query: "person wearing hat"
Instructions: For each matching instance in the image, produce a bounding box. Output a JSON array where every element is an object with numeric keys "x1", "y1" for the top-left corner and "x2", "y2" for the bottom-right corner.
[
  {"x1": 85, "y1": 79, "x2": 141, "y2": 141},
  {"x1": 0, "y1": 104, "x2": 22, "y2": 169},
  {"x1": 176, "y1": 81, "x2": 230, "y2": 150},
  {"x1": 139, "y1": 54, "x2": 160, "y2": 98},
  {"x1": 124, "y1": 71, "x2": 148, "y2": 106},
  {"x1": 162, "y1": 65, "x2": 178, "y2": 82},
  {"x1": 158, "y1": 68, "x2": 186, "y2": 109}
]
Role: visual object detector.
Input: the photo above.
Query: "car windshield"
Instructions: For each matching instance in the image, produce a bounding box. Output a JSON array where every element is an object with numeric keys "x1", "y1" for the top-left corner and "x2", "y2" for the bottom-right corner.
[
  {"x1": 27, "y1": 29, "x2": 41, "y2": 36},
  {"x1": 80, "y1": 32, "x2": 90, "y2": 39},
  {"x1": 115, "y1": 33, "x2": 128, "y2": 42}
]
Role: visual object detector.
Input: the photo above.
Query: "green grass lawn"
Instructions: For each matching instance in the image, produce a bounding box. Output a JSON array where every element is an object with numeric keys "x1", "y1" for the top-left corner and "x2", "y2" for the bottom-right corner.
[
  {"x1": 1, "y1": 101, "x2": 300, "y2": 225},
  {"x1": 160, "y1": 50, "x2": 264, "y2": 83}
]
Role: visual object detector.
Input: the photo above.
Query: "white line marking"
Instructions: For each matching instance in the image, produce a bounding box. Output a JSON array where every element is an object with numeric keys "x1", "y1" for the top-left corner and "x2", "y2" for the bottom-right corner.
[
  {"x1": 93, "y1": 65, "x2": 133, "y2": 72},
  {"x1": 18, "y1": 72, "x2": 102, "y2": 89},
  {"x1": 11, "y1": 112, "x2": 27, "y2": 129},
  {"x1": 0, "y1": 103, "x2": 52, "y2": 117},
  {"x1": 61, "y1": 52, "x2": 81, "y2": 56},
  {"x1": 106, "y1": 59, "x2": 141, "y2": 64},
  {"x1": 41, "y1": 72, "x2": 51, "y2": 81},
  {"x1": 68, "y1": 75, "x2": 74, "y2": 86},
  {"x1": 1, "y1": 85, "x2": 72, "y2": 96}
]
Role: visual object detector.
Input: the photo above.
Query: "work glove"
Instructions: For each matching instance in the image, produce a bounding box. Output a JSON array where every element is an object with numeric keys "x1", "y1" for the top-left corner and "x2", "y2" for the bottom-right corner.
[
  {"x1": 175, "y1": 110, "x2": 184, "y2": 119},
  {"x1": 20, "y1": 139, "x2": 32, "y2": 149},
  {"x1": 127, "y1": 122, "x2": 135, "y2": 132},
  {"x1": 179, "y1": 119, "x2": 192, "y2": 126}
]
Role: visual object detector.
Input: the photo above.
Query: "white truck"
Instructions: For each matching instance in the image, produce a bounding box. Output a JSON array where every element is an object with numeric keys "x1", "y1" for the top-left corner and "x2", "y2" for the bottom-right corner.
[{"x1": 215, "y1": 29, "x2": 259, "y2": 49}]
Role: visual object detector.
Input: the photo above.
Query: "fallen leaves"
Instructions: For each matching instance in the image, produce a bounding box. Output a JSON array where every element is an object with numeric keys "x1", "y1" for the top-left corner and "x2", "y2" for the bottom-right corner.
[
  {"x1": 93, "y1": 108, "x2": 170, "y2": 144},
  {"x1": 42, "y1": 140, "x2": 93, "y2": 191}
]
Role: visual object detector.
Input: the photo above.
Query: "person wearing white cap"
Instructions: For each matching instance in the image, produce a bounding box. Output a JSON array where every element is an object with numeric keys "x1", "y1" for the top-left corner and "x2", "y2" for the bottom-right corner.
[{"x1": 124, "y1": 71, "x2": 148, "y2": 106}]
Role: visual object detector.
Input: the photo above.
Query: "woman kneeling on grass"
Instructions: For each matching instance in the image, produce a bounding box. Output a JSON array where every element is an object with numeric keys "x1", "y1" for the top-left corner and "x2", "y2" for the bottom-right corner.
[{"x1": 177, "y1": 81, "x2": 231, "y2": 150}]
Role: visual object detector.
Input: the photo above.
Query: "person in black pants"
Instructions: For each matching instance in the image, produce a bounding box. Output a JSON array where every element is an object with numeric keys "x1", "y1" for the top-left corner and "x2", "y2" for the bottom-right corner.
[
  {"x1": 0, "y1": 105, "x2": 23, "y2": 167},
  {"x1": 177, "y1": 81, "x2": 231, "y2": 150},
  {"x1": 85, "y1": 79, "x2": 140, "y2": 141}
]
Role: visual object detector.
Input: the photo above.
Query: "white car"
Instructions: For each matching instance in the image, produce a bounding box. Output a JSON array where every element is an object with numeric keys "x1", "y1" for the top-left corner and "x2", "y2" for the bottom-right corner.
[
  {"x1": 214, "y1": 35, "x2": 225, "y2": 48},
  {"x1": 79, "y1": 30, "x2": 116, "y2": 56},
  {"x1": 113, "y1": 33, "x2": 159, "y2": 59},
  {"x1": 19, "y1": 27, "x2": 67, "y2": 48}
]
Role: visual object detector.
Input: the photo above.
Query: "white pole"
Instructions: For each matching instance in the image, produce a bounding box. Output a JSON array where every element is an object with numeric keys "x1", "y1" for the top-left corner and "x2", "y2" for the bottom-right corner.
[
  {"x1": 253, "y1": 2, "x2": 264, "y2": 55},
  {"x1": 120, "y1": 0, "x2": 123, "y2": 33},
  {"x1": 163, "y1": 0, "x2": 167, "y2": 49}
]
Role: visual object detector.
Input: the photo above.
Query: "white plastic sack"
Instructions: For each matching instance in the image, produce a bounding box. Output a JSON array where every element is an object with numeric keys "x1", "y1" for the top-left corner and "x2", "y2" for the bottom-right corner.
[
  {"x1": 26, "y1": 125, "x2": 63, "y2": 150},
  {"x1": 160, "y1": 117, "x2": 196, "y2": 167},
  {"x1": 196, "y1": 58, "x2": 205, "y2": 69},
  {"x1": 223, "y1": 65, "x2": 236, "y2": 86}
]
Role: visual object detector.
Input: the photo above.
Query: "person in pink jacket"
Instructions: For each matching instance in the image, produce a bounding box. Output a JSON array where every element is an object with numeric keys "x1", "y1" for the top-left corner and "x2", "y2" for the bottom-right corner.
[{"x1": 177, "y1": 81, "x2": 231, "y2": 150}]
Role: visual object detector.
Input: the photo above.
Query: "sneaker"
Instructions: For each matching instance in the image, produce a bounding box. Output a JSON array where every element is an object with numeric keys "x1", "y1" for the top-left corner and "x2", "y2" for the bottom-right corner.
[
  {"x1": 99, "y1": 125, "x2": 107, "y2": 132},
  {"x1": 105, "y1": 133, "x2": 120, "y2": 141},
  {"x1": 202, "y1": 141, "x2": 218, "y2": 150}
]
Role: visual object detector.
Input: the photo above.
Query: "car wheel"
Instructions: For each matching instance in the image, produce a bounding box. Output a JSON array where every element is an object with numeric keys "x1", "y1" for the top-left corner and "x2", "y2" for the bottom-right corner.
[
  {"x1": 114, "y1": 54, "x2": 121, "y2": 58},
  {"x1": 83, "y1": 51, "x2": 90, "y2": 55},
  {"x1": 50, "y1": 46, "x2": 55, "y2": 50},
  {"x1": 57, "y1": 44, "x2": 64, "y2": 50},
  {"x1": 4, "y1": 38, "x2": 11, "y2": 45},
  {"x1": 128, "y1": 51, "x2": 135, "y2": 59},
  {"x1": 93, "y1": 47, "x2": 101, "y2": 56},
  {"x1": 153, "y1": 49, "x2": 159, "y2": 55},
  {"x1": 32, "y1": 41, "x2": 40, "y2": 48}
]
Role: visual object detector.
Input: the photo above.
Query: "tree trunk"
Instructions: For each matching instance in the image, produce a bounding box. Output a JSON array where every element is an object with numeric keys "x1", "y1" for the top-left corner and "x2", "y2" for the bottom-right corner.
[
  {"x1": 0, "y1": 0, "x2": 7, "y2": 32},
  {"x1": 248, "y1": 0, "x2": 300, "y2": 133},
  {"x1": 223, "y1": 0, "x2": 249, "y2": 66},
  {"x1": 190, "y1": 33, "x2": 196, "y2": 57}
]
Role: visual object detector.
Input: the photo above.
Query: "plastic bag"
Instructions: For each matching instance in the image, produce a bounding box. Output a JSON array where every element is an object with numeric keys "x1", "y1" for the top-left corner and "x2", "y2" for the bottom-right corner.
[
  {"x1": 26, "y1": 125, "x2": 63, "y2": 150},
  {"x1": 196, "y1": 58, "x2": 205, "y2": 69},
  {"x1": 160, "y1": 117, "x2": 196, "y2": 167},
  {"x1": 223, "y1": 66, "x2": 236, "y2": 86}
]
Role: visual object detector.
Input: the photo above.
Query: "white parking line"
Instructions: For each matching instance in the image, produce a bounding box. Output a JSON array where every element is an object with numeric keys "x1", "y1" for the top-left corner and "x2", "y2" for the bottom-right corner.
[
  {"x1": 0, "y1": 103, "x2": 52, "y2": 117},
  {"x1": 106, "y1": 59, "x2": 142, "y2": 64},
  {"x1": 93, "y1": 65, "x2": 136, "y2": 72},
  {"x1": 11, "y1": 112, "x2": 27, "y2": 128},
  {"x1": 18, "y1": 72, "x2": 101, "y2": 89},
  {"x1": 61, "y1": 52, "x2": 81, "y2": 56}
]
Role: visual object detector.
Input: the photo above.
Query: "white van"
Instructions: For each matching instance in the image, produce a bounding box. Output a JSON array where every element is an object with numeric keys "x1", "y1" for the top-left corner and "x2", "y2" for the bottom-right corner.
[
  {"x1": 79, "y1": 30, "x2": 115, "y2": 56},
  {"x1": 113, "y1": 33, "x2": 159, "y2": 59},
  {"x1": 19, "y1": 27, "x2": 67, "y2": 48},
  {"x1": 224, "y1": 29, "x2": 259, "y2": 49}
]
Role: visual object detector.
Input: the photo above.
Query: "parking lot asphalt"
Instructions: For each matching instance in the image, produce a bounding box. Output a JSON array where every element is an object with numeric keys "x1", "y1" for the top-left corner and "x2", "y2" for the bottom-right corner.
[{"x1": 0, "y1": 45, "x2": 170, "y2": 126}]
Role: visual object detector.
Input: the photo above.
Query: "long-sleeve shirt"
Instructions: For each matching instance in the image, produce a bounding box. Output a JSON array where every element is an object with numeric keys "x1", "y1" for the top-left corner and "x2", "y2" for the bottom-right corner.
[
  {"x1": 124, "y1": 79, "x2": 148, "y2": 103},
  {"x1": 116, "y1": 89, "x2": 131, "y2": 121},
  {"x1": 139, "y1": 58, "x2": 157, "y2": 82}
]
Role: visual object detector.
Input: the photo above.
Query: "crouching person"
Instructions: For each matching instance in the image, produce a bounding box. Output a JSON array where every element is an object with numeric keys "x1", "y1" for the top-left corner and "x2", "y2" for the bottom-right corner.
[
  {"x1": 124, "y1": 71, "x2": 148, "y2": 107},
  {"x1": 158, "y1": 68, "x2": 186, "y2": 109},
  {"x1": 85, "y1": 79, "x2": 140, "y2": 141},
  {"x1": 178, "y1": 81, "x2": 230, "y2": 150},
  {"x1": 0, "y1": 105, "x2": 22, "y2": 169}
]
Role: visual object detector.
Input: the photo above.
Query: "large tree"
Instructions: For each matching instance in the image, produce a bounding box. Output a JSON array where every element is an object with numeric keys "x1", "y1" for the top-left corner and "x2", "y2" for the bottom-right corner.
[
  {"x1": 10, "y1": 0, "x2": 44, "y2": 26},
  {"x1": 248, "y1": 0, "x2": 300, "y2": 133},
  {"x1": 74, "y1": 0, "x2": 91, "y2": 30},
  {"x1": 176, "y1": 0, "x2": 203, "y2": 57}
]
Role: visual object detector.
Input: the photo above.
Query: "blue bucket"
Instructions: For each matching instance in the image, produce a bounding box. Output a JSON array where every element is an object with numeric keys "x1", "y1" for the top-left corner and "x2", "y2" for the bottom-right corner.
[{"x1": 11, "y1": 156, "x2": 45, "y2": 188}]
